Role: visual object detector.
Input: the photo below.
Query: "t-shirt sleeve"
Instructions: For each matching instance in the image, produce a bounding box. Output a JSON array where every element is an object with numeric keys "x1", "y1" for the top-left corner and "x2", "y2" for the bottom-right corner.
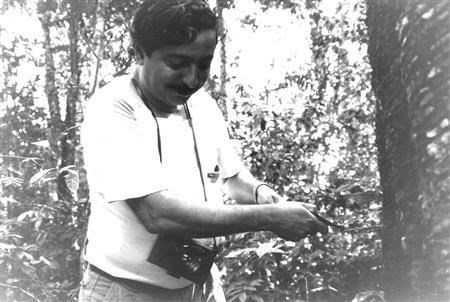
[
  {"x1": 82, "y1": 93, "x2": 168, "y2": 202},
  {"x1": 207, "y1": 97, "x2": 243, "y2": 179}
]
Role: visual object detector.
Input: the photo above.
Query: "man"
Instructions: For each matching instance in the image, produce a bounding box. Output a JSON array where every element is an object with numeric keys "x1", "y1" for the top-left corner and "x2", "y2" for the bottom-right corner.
[{"x1": 79, "y1": 0, "x2": 328, "y2": 301}]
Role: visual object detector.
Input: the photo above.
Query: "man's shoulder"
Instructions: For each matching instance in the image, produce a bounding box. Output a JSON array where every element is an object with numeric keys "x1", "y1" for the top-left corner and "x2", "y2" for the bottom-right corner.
[
  {"x1": 86, "y1": 72, "x2": 139, "y2": 116},
  {"x1": 83, "y1": 72, "x2": 141, "y2": 126},
  {"x1": 91, "y1": 73, "x2": 133, "y2": 103}
]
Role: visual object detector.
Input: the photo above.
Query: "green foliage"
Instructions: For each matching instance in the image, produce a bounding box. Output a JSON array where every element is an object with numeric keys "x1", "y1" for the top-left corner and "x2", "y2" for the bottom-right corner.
[
  {"x1": 214, "y1": 0, "x2": 383, "y2": 301},
  {"x1": 0, "y1": 0, "x2": 145, "y2": 299},
  {"x1": 1, "y1": 1, "x2": 90, "y2": 300},
  {"x1": 0, "y1": 92, "x2": 87, "y2": 301},
  {"x1": 0, "y1": 0, "x2": 383, "y2": 300}
]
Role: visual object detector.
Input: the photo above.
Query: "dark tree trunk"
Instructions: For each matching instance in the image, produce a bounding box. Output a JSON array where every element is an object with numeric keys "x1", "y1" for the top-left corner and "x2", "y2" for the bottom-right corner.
[
  {"x1": 215, "y1": 0, "x2": 228, "y2": 120},
  {"x1": 58, "y1": 0, "x2": 82, "y2": 201},
  {"x1": 367, "y1": 3, "x2": 416, "y2": 300},
  {"x1": 41, "y1": 11, "x2": 62, "y2": 132},
  {"x1": 41, "y1": 10, "x2": 63, "y2": 156},
  {"x1": 367, "y1": 0, "x2": 450, "y2": 301}
]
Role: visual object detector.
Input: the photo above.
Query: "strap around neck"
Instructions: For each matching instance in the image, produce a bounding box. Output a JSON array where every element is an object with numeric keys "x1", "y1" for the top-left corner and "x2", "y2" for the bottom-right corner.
[
  {"x1": 132, "y1": 79, "x2": 217, "y2": 248},
  {"x1": 131, "y1": 78, "x2": 162, "y2": 162}
]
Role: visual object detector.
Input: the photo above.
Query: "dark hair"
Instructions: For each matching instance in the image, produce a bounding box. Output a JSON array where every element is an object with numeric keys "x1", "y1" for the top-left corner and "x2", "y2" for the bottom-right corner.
[{"x1": 130, "y1": 0, "x2": 218, "y2": 57}]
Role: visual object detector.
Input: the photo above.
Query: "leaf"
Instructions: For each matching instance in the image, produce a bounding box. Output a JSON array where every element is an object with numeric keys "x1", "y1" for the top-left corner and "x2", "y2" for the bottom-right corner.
[
  {"x1": 17, "y1": 250, "x2": 35, "y2": 262},
  {"x1": 29, "y1": 168, "x2": 56, "y2": 185},
  {"x1": 0, "y1": 176, "x2": 23, "y2": 187},
  {"x1": 6, "y1": 278, "x2": 20, "y2": 284},
  {"x1": 310, "y1": 249, "x2": 325, "y2": 259},
  {"x1": 347, "y1": 191, "x2": 381, "y2": 204},
  {"x1": 255, "y1": 241, "x2": 284, "y2": 257},
  {"x1": 249, "y1": 279, "x2": 263, "y2": 287},
  {"x1": 19, "y1": 263, "x2": 38, "y2": 280},
  {"x1": 351, "y1": 290, "x2": 385, "y2": 302},
  {"x1": 59, "y1": 165, "x2": 77, "y2": 173},
  {"x1": 6, "y1": 234, "x2": 23, "y2": 239},
  {"x1": 0, "y1": 242, "x2": 17, "y2": 251},
  {"x1": 40, "y1": 256, "x2": 60, "y2": 270},
  {"x1": 31, "y1": 140, "x2": 51, "y2": 148},
  {"x1": 17, "y1": 210, "x2": 36, "y2": 222},
  {"x1": 335, "y1": 182, "x2": 356, "y2": 193},
  {"x1": 225, "y1": 247, "x2": 254, "y2": 258},
  {"x1": 34, "y1": 218, "x2": 43, "y2": 231},
  {"x1": 62, "y1": 168, "x2": 79, "y2": 201},
  {"x1": 7, "y1": 167, "x2": 22, "y2": 176}
]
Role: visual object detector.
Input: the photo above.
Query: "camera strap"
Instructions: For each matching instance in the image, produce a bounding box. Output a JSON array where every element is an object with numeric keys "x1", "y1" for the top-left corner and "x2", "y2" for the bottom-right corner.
[
  {"x1": 132, "y1": 77, "x2": 217, "y2": 250},
  {"x1": 132, "y1": 78, "x2": 162, "y2": 162},
  {"x1": 183, "y1": 103, "x2": 218, "y2": 250}
]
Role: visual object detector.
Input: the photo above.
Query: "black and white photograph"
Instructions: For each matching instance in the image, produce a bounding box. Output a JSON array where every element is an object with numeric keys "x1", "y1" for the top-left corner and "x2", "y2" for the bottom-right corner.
[{"x1": 0, "y1": 0, "x2": 449, "y2": 301}]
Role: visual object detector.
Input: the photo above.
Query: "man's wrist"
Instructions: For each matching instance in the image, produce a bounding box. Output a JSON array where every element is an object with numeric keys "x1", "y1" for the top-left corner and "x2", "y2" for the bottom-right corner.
[{"x1": 253, "y1": 183, "x2": 273, "y2": 204}]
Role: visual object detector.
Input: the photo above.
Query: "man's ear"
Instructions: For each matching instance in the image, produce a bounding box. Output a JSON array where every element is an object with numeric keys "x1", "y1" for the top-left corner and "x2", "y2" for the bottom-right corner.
[{"x1": 134, "y1": 47, "x2": 145, "y2": 65}]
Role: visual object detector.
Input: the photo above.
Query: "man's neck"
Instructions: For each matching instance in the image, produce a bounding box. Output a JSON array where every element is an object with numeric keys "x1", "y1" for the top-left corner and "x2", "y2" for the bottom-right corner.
[
  {"x1": 145, "y1": 95, "x2": 180, "y2": 116},
  {"x1": 132, "y1": 74, "x2": 182, "y2": 117}
]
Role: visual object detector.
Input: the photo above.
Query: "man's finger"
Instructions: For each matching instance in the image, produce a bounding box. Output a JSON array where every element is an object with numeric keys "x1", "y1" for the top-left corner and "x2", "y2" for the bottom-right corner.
[
  {"x1": 311, "y1": 212, "x2": 345, "y2": 230},
  {"x1": 311, "y1": 216, "x2": 329, "y2": 235},
  {"x1": 318, "y1": 223, "x2": 329, "y2": 235},
  {"x1": 298, "y1": 202, "x2": 316, "y2": 212}
]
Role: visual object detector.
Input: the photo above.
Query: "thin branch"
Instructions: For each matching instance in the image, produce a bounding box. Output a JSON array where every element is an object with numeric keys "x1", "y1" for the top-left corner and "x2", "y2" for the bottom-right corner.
[
  {"x1": 0, "y1": 283, "x2": 41, "y2": 302},
  {"x1": 342, "y1": 225, "x2": 383, "y2": 233},
  {"x1": 56, "y1": 0, "x2": 99, "y2": 60},
  {"x1": 0, "y1": 155, "x2": 42, "y2": 161},
  {"x1": 50, "y1": 45, "x2": 70, "y2": 52},
  {"x1": 89, "y1": 2, "x2": 110, "y2": 97},
  {"x1": 61, "y1": 124, "x2": 81, "y2": 134}
]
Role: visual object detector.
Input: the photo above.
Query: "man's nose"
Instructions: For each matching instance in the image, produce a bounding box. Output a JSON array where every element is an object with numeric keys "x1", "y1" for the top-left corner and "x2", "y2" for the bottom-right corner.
[{"x1": 182, "y1": 65, "x2": 199, "y2": 89}]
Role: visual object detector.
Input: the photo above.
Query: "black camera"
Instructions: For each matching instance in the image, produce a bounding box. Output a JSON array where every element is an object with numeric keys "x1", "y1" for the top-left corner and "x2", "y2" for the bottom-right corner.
[{"x1": 147, "y1": 235, "x2": 218, "y2": 285}]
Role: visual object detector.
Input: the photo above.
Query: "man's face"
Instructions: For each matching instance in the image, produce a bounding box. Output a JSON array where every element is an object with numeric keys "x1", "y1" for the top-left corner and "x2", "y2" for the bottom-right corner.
[{"x1": 137, "y1": 30, "x2": 217, "y2": 111}]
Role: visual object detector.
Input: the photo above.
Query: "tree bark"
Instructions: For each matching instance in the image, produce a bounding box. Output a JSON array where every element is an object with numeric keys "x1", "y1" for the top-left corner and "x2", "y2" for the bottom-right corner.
[
  {"x1": 215, "y1": 0, "x2": 228, "y2": 120},
  {"x1": 218, "y1": 15, "x2": 227, "y2": 119},
  {"x1": 41, "y1": 10, "x2": 63, "y2": 152},
  {"x1": 58, "y1": 0, "x2": 82, "y2": 201},
  {"x1": 88, "y1": 0, "x2": 110, "y2": 97},
  {"x1": 367, "y1": 0, "x2": 450, "y2": 300},
  {"x1": 367, "y1": 3, "x2": 415, "y2": 300}
]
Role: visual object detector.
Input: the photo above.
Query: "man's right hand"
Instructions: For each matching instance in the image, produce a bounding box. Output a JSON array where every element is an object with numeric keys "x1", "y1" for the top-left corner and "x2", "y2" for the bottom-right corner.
[
  {"x1": 128, "y1": 191, "x2": 329, "y2": 240},
  {"x1": 269, "y1": 202, "x2": 329, "y2": 241}
]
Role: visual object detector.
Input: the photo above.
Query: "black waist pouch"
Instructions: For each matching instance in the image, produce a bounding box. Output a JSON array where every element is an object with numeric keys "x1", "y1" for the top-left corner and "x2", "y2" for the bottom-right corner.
[{"x1": 147, "y1": 235, "x2": 218, "y2": 285}]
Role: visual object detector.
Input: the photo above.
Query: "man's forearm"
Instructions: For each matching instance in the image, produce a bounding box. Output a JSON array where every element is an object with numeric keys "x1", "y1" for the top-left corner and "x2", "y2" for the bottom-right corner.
[
  {"x1": 127, "y1": 190, "x2": 276, "y2": 238},
  {"x1": 128, "y1": 188, "x2": 329, "y2": 241}
]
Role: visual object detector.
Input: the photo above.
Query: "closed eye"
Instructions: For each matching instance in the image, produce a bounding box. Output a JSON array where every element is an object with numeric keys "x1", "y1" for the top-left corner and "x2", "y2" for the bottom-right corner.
[
  {"x1": 165, "y1": 57, "x2": 189, "y2": 70},
  {"x1": 164, "y1": 55, "x2": 213, "y2": 71}
]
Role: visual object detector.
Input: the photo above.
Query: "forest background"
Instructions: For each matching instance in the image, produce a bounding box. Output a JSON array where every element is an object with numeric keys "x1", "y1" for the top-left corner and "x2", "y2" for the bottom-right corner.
[{"x1": 0, "y1": 0, "x2": 448, "y2": 301}]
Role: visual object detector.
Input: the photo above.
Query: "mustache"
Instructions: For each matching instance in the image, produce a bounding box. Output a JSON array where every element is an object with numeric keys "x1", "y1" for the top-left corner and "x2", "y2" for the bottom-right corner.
[{"x1": 169, "y1": 84, "x2": 198, "y2": 95}]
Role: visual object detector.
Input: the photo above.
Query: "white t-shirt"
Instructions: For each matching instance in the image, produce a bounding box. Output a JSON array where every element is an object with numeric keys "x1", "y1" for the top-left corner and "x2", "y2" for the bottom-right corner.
[{"x1": 81, "y1": 72, "x2": 242, "y2": 289}]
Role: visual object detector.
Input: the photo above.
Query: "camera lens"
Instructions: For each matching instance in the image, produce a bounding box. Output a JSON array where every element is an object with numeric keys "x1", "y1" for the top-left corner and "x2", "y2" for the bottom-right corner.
[{"x1": 178, "y1": 245, "x2": 203, "y2": 272}]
